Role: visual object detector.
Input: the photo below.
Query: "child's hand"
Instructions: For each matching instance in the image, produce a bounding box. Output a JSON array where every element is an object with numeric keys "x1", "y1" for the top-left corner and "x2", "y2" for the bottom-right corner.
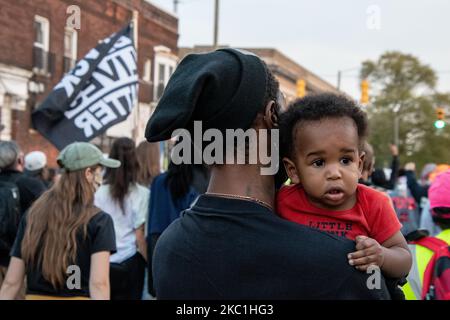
[{"x1": 348, "y1": 236, "x2": 385, "y2": 271}]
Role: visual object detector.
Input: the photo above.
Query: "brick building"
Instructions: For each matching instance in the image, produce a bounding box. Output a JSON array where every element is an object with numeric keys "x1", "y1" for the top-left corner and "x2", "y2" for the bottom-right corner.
[
  {"x1": 0, "y1": 0, "x2": 178, "y2": 166},
  {"x1": 179, "y1": 46, "x2": 340, "y2": 105}
]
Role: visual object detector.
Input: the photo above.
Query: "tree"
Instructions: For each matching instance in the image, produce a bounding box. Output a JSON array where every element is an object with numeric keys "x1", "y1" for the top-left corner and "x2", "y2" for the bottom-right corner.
[{"x1": 360, "y1": 51, "x2": 450, "y2": 171}]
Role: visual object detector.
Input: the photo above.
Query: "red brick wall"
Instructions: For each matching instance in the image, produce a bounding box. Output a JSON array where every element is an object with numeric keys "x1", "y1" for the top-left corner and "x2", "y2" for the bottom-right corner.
[{"x1": 0, "y1": 0, "x2": 178, "y2": 167}]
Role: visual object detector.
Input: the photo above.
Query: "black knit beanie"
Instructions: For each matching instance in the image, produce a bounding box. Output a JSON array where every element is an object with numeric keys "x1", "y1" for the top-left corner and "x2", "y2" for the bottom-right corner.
[{"x1": 145, "y1": 48, "x2": 268, "y2": 142}]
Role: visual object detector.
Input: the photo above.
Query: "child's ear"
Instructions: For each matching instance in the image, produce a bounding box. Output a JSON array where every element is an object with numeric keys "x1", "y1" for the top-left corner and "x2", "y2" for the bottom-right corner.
[
  {"x1": 282, "y1": 157, "x2": 300, "y2": 184},
  {"x1": 358, "y1": 151, "x2": 366, "y2": 179}
]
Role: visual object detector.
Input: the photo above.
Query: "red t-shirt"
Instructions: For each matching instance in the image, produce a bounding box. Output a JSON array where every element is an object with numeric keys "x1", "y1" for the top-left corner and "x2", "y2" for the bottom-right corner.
[{"x1": 276, "y1": 184, "x2": 402, "y2": 244}]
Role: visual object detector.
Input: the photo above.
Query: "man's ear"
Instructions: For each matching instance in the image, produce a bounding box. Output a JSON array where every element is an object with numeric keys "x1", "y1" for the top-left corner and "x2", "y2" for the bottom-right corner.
[
  {"x1": 17, "y1": 153, "x2": 24, "y2": 165},
  {"x1": 282, "y1": 157, "x2": 300, "y2": 184},
  {"x1": 264, "y1": 100, "x2": 278, "y2": 129},
  {"x1": 358, "y1": 151, "x2": 366, "y2": 178}
]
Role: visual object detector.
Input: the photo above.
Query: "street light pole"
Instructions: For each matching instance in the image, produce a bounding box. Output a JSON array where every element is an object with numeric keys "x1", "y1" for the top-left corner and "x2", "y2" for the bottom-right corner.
[
  {"x1": 213, "y1": 0, "x2": 219, "y2": 49},
  {"x1": 336, "y1": 67, "x2": 358, "y2": 91}
]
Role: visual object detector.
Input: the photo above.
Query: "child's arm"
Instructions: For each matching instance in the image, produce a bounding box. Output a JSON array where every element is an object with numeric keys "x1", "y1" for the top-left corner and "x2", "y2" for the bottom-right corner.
[{"x1": 347, "y1": 232, "x2": 412, "y2": 279}]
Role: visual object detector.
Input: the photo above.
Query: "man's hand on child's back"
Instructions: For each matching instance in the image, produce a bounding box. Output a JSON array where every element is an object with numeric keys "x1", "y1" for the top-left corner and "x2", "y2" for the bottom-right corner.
[{"x1": 348, "y1": 236, "x2": 385, "y2": 271}]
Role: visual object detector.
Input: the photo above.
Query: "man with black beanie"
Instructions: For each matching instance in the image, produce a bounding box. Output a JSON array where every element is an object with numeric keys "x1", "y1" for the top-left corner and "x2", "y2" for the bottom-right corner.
[{"x1": 146, "y1": 48, "x2": 390, "y2": 299}]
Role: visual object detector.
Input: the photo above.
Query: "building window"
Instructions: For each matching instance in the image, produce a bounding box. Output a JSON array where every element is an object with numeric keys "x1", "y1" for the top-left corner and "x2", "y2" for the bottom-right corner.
[
  {"x1": 156, "y1": 63, "x2": 166, "y2": 100},
  {"x1": 153, "y1": 47, "x2": 177, "y2": 101},
  {"x1": 143, "y1": 58, "x2": 152, "y2": 82},
  {"x1": 63, "y1": 28, "x2": 77, "y2": 73},
  {"x1": 33, "y1": 15, "x2": 52, "y2": 73},
  {"x1": 34, "y1": 16, "x2": 49, "y2": 51}
]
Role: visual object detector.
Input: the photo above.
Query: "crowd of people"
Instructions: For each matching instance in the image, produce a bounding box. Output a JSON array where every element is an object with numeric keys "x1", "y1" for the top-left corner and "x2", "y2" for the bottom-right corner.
[{"x1": 0, "y1": 47, "x2": 449, "y2": 300}]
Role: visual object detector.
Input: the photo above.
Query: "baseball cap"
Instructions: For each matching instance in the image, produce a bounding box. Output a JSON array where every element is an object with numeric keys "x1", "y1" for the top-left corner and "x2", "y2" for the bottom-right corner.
[
  {"x1": 429, "y1": 169, "x2": 450, "y2": 220},
  {"x1": 429, "y1": 169, "x2": 450, "y2": 209},
  {"x1": 57, "y1": 142, "x2": 121, "y2": 172},
  {"x1": 24, "y1": 151, "x2": 47, "y2": 172}
]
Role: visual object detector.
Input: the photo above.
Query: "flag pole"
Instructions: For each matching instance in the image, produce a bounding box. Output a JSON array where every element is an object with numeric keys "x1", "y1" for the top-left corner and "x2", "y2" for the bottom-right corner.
[{"x1": 132, "y1": 10, "x2": 140, "y2": 142}]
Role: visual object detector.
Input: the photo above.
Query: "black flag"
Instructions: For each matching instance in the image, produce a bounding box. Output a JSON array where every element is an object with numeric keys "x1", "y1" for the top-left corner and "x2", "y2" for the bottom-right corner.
[{"x1": 32, "y1": 24, "x2": 138, "y2": 150}]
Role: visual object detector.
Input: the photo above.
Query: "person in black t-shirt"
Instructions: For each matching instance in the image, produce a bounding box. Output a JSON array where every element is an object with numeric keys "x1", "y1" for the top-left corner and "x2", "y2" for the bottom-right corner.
[
  {"x1": 145, "y1": 48, "x2": 391, "y2": 299},
  {"x1": 0, "y1": 141, "x2": 47, "y2": 293},
  {"x1": 0, "y1": 142, "x2": 120, "y2": 300},
  {"x1": 0, "y1": 143, "x2": 47, "y2": 215}
]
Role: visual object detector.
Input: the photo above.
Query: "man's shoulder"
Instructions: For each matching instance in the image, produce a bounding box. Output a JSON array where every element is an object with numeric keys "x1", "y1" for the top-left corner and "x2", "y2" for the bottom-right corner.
[
  {"x1": 176, "y1": 204, "x2": 354, "y2": 254},
  {"x1": 153, "y1": 217, "x2": 183, "y2": 250},
  {"x1": 0, "y1": 171, "x2": 22, "y2": 183},
  {"x1": 15, "y1": 173, "x2": 45, "y2": 188}
]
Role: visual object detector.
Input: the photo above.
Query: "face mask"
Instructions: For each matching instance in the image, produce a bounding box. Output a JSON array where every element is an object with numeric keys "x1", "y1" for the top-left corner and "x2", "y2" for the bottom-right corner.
[{"x1": 92, "y1": 168, "x2": 103, "y2": 190}]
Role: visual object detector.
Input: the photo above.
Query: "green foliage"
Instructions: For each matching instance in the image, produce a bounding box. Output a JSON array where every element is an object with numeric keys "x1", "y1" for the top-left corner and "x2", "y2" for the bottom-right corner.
[{"x1": 360, "y1": 51, "x2": 450, "y2": 171}]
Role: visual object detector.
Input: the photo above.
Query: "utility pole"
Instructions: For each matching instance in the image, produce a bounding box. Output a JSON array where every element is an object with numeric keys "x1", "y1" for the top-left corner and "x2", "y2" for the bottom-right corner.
[
  {"x1": 132, "y1": 10, "x2": 139, "y2": 142},
  {"x1": 213, "y1": 0, "x2": 219, "y2": 49},
  {"x1": 337, "y1": 70, "x2": 342, "y2": 91},
  {"x1": 173, "y1": 0, "x2": 179, "y2": 14},
  {"x1": 336, "y1": 67, "x2": 358, "y2": 92}
]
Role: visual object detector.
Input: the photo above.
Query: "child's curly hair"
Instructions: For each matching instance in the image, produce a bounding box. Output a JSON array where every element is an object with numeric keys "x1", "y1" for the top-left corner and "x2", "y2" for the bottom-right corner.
[{"x1": 280, "y1": 93, "x2": 368, "y2": 159}]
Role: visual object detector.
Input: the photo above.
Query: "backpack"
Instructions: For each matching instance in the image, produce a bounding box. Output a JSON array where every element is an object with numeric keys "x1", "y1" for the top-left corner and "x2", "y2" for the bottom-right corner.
[
  {"x1": 411, "y1": 236, "x2": 450, "y2": 300},
  {"x1": 0, "y1": 179, "x2": 21, "y2": 252},
  {"x1": 389, "y1": 187, "x2": 420, "y2": 236}
]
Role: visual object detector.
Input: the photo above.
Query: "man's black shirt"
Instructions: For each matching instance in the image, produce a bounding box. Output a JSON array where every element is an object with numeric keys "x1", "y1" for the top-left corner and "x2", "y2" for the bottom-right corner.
[
  {"x1": 0, "y1": 169, "x2": 47, "y2": 266},
  {"x1": 153, "y1": 195, "x2": 391, "y2": 299},
  {"x1": 0, "y1": 170, "x2": 47, "y2": 214}
]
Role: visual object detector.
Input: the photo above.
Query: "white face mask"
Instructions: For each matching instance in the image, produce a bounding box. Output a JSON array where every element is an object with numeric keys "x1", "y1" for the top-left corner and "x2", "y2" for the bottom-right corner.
[
  {"x1": 93, "y1": 169, "x2": 103, "y2": 190},
  {"x1": 87, "y1": 167, "x2": 103, "y2": 191}
]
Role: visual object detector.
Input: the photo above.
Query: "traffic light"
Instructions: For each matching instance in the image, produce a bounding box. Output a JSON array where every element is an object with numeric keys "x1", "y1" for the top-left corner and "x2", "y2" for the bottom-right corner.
[
  {"x1": 296, "y1": 79, "x2": 306, "y2": 98},
  {"x1": 437, "y1": 107, "x2": 445, "y2": 120},
  {"x1": 435, "y1": 107, "x2": 446, "y2": 129},
  {"x1": 360, "y1": 80, "x2": 369, "y2": 104}
]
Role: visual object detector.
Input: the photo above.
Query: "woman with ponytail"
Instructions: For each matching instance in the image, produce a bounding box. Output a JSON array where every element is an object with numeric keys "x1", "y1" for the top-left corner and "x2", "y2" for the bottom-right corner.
[
  {"x1": 0, "y1": 142, "x2": 120, "y2": 300},
  {"x1": 94, "y1": 137, "x2": 149, "y2": 300},
  {"x1": 146, "y1": 152, "x2": 209, "y2": 297}
]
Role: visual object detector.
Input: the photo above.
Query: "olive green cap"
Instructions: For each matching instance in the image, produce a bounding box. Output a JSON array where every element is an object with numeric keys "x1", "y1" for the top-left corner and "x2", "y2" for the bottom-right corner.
[{"x1": 57, "y1": 142, "x2": 121, "y2": 172}]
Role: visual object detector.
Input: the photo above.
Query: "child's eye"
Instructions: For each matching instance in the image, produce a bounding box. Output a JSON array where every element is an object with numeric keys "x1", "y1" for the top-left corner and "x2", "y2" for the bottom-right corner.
[
  {"x1": 312, "y1": 159, "x2": 325, "y2": 167},
  {"x1": 340, "y1": 158, "x2": 352, "y2": 165}
]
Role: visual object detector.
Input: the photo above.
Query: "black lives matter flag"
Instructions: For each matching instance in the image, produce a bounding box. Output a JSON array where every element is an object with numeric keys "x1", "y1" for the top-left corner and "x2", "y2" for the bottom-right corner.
[{"x1": 32, "y1": 24, "x2": 138, "y2": 150}]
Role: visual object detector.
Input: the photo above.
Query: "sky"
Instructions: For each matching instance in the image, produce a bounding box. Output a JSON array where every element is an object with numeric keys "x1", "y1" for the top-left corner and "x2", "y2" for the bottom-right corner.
[{"x1": 148, "y1": 0, "x2": 450, "y2": 100}]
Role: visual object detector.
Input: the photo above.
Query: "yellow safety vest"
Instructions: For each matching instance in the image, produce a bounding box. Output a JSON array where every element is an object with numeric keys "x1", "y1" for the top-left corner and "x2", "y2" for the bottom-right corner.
[{"x1": 403, "y1": 229, "x2": 450, "y2": 300}]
